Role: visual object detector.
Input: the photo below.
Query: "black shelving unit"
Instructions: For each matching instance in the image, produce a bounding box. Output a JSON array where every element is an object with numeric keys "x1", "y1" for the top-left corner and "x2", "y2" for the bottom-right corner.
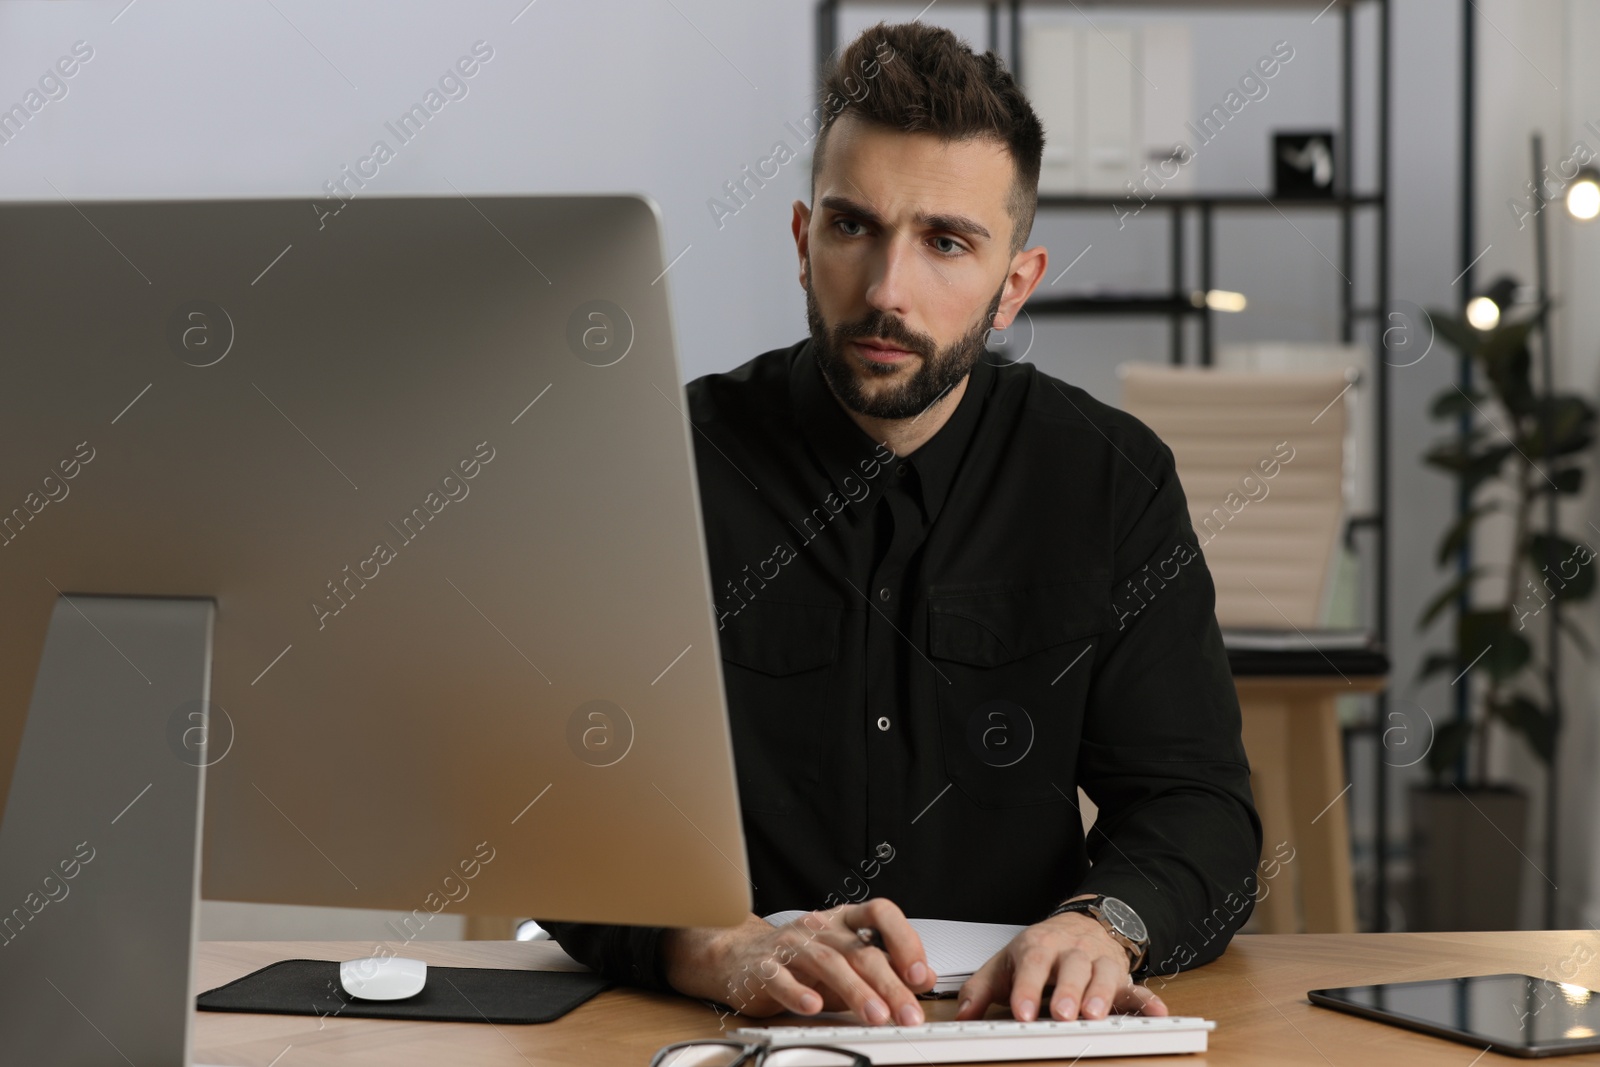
[
  {"x1": 1025, "y1": 192, "x2": 1386, "y2": 366},
  {"x1": 817, "y1": 0, "x2": 1394, "y2": 929}
]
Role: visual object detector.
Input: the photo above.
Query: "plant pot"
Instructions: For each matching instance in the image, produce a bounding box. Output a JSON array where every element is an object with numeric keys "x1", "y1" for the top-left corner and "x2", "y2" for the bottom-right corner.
[{"x1": 1408, "y1": 783, "x2": 1530, "y2": 931}]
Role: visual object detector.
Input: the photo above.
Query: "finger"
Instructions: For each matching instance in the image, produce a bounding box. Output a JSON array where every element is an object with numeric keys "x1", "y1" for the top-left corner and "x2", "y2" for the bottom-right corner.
[
  {"x1": 1079, "y1": 956, "x2": 1124, "y2": 1020},
  {"x1": 845, "y1": 898, "x2": 934, "y2": 992},
  {"x1": 1113, "y1": 982, "x2": 1168, "y2": 1017},
  {"x1": 956, "y1": 952, "x2": 1009, "y2": 1021},
  {"x1": 845, "y1": 941, "x2": 926, "y2": 1027},
  {"x1": 764, "y1": 968, "x2": 827, "y2": 1016},
  {"x1": 1047, "y1": 951, "x2": 1094, "y2": 1021},
  {"x1": 783, "y1": 908, "x2": 863, "y2": 1002},
  {"x1": 791, "y1": 941, "x2": 894, "y2": 1026},
  {"x1": 1007, "y1": 942, "x2": 1057, "y2": 1022}
]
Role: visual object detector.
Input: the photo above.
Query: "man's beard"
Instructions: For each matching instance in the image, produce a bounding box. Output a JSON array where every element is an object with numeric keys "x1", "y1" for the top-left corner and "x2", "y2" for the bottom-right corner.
[{"x1": 805, "y1": 265, "x2": 1004, "y2": 421}]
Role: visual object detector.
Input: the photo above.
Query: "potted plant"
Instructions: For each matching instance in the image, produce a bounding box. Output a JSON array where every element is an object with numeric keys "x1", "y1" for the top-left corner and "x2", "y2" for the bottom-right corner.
[{"x1": 1413, "y1": 303, "x2": 1596, "y2": 930}]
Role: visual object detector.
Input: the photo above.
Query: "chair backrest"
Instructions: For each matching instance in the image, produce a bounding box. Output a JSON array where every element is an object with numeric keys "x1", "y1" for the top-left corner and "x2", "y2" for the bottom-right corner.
[{"x1": 1118, "y1": 364, "x2": 1350, "y2": 628}]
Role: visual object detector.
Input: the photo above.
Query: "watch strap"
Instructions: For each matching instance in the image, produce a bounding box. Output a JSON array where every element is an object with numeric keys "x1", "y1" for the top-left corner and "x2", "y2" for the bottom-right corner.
[{"x1": 1047, "y1": 898, "x2": 1096, "y2": 920}]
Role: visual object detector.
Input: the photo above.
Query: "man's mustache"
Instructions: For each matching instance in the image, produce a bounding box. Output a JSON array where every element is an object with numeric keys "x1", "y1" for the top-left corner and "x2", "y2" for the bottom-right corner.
[{"x1": 836, "y1": 322, "x2": 933, "y2": 359}]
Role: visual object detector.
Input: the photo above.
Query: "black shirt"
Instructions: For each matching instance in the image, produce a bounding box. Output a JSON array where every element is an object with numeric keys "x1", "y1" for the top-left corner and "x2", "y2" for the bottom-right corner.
[{"x1": 539, "y1": 337, "x2": 1262, "y2": 990}]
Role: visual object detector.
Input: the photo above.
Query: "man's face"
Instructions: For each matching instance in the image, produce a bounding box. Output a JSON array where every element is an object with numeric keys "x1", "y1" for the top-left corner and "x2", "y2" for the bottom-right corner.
[{"x1": 795, "y1": 114, "x2": 1024, "y2": 421}]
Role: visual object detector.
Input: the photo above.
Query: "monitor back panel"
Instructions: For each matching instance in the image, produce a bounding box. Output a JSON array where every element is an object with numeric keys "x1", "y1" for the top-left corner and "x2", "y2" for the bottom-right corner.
[{"x1": 0, "y1": 194, "x2": 750, "y2": 927}]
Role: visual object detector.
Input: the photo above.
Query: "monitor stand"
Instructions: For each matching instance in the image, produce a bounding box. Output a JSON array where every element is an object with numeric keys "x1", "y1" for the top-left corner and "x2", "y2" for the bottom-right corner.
[{"x1": 0, "y1": 595, "x2": 214, "y2": 1065}]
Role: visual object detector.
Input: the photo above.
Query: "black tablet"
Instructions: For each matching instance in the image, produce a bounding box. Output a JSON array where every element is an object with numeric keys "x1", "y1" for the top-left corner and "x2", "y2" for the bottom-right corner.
[{"x1": 1309, "y1": 974, "x2": 1600, "y2": 1058}]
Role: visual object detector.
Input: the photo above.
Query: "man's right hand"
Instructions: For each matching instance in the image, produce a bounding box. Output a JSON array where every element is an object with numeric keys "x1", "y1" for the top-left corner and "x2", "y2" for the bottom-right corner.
[{"x1": 661, "y1": 898, "x2": 937, "y2": 1026}]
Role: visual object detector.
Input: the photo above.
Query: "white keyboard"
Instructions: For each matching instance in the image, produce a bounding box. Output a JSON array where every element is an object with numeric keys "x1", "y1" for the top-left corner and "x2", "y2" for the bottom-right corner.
[{"x1": 733, "y1": 1015, "x2": 1216, "y2": 1063}]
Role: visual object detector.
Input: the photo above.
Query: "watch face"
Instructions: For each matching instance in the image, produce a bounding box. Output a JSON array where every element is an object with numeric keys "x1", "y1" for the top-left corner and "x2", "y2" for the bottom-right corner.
[{"x1": 1101, "y1": 897, "x2": 1148, "y2": 943}]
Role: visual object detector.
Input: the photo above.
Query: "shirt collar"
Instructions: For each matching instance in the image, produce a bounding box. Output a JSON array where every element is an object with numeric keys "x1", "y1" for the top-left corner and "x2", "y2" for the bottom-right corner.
[{"x1": 789, "y1": 335, "x2": 991, "y2": 523}]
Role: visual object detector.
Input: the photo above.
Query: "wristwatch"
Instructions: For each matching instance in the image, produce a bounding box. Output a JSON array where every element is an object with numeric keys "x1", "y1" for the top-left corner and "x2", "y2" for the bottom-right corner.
[{"x1": 1047, "y1": 895, "x2": 1150, "y2": 974}]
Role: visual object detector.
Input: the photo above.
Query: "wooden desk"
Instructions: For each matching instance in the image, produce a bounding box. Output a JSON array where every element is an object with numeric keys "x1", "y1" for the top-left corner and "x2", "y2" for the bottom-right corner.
[
  {"x1": 1235, "y1": 674, "x2": 1387, "y2": 935},
  {"x1": 192, "y1": 931, "x2": 1600, "y2": 1064}
]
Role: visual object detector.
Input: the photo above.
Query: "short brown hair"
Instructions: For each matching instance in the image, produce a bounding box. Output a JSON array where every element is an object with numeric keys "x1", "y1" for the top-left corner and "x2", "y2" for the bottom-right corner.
[{"x1": 811, "y1": 21, "x2": 1045, "y2": 255}]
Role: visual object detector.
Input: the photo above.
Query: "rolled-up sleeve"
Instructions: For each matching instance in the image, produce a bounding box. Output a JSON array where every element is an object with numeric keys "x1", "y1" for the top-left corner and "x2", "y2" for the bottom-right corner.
[{"x1": 1071, "y1": 435, "x2": 1263, "y2": 979}]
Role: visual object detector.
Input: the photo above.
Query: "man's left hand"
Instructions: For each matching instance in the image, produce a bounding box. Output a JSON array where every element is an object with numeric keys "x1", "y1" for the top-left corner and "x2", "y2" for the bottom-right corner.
[{"x1": 954, "y1": 911, "x2": 1167, "y2": 1022}]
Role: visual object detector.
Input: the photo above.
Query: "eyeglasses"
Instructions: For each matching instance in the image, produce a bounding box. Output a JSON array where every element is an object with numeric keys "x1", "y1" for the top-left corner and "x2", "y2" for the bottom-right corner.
[{"x1": 649, "y1": 1038, "x2": 870, "y2": 1067}]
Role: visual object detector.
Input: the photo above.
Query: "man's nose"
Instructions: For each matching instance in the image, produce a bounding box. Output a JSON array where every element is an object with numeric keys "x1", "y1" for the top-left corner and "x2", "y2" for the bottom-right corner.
[{"x1": 863, "y1": 233, "x2": 920, "y2": 317}]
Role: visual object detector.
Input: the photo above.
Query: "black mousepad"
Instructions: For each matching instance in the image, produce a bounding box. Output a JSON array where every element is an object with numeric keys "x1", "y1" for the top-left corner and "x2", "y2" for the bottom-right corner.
[{"x1": 196, "y1": 959, "x2": 612, "y2": 1024}]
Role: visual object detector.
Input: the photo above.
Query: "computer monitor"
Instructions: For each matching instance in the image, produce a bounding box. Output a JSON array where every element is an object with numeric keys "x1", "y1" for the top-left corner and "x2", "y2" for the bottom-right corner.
[{"x1": 0, "y1": 194, "x2": 750, "y2": 1061}]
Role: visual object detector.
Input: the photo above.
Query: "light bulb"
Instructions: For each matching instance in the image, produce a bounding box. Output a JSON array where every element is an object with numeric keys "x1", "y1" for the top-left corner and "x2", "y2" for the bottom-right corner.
[
  {"x1": 1204, "y1": 289, "x2": 1248, "y2": 312},
  {"x1": 1465, "y1": 295, "x2": 1500, "y2": 331},
  {"x1": 1567, "y1": 175, "x2": 1600, "y2": 221}
]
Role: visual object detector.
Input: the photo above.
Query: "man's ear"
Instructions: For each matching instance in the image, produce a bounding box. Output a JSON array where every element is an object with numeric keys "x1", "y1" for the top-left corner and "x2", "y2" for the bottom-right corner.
[
  {"x1": 991, "y1": 244, "x2": 1049, "y2": 331},
  {"x1": 792, "y1": 200, "x2": 812, "y2": 290}
]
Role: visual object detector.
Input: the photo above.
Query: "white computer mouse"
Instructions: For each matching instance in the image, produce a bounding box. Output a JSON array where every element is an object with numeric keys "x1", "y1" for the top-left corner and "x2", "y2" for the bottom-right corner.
[{"x1": 338, "y1": 955, "x2": 427, "y2": 1000}]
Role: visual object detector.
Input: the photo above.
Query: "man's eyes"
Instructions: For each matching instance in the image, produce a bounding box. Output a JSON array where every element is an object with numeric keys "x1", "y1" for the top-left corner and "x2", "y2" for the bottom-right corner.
[{"x1": 832, "y1": 218, "x2": 967, "y2": 256}]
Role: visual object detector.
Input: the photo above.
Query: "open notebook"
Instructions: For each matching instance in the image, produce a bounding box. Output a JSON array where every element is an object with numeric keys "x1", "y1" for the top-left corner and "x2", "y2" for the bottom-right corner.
[{"x1": 764, "y1": 911, "x2": 1024, "y2": 996}]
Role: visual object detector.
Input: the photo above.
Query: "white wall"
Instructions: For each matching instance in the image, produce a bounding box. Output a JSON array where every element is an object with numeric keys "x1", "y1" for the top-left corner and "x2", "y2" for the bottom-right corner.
[
  {"x1": 0, "y1": 0, "x2": 818, "y2": 377},
  {"x1": 1559, "y1": 4, "x2": 1600, "y2": 932}
]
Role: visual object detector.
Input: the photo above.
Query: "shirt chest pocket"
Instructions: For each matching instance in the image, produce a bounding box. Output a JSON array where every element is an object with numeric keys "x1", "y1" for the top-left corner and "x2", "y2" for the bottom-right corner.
[
  {"x1": 927, "y1": 578, "x2": 1111, "y2": 809},
  {"x1": 716, "y1": 599, "x2": 843, "y2": 816}
]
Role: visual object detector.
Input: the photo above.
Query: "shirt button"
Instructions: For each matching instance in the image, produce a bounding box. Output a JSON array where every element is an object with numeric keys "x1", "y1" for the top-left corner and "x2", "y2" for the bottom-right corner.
[
  {"x1": 876, "y1": 716, "x2": 891, "y2": 731},
  {"x1": 896, "y1": 463, "x2": 908, "y2": 476},
  {"x1": 878, "y1": 587, "x2": 891, "y2": 601},
  {"x1": 875, "y1": 841, "x2": 893, "y2": 859}
]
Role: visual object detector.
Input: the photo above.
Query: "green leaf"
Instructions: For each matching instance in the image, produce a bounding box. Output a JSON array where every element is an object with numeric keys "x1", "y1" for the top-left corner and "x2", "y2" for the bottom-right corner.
[
  {"x1": 1418, "y1": 567, "x2": 1487, "y2": 629},
  {"x1": 1479, "y1": 310, "x2": 1543, "y2": 361},
  {"x1": 1436, "y1": 503, "x2": 1500, "y2": 566},
  {"x1": 1518, "y1": 395, "x2": 1597, "y2": 457},
  {"x1": 1526, "y1": 534, "x2": 1598, "y2": 601},
  {"x1": 1457, "y1": 609, "x2": 1532, "y2": 684},
  {"x1": 1426, "y1": 310, "x2": 1483, "y2": 358},
  {"x1": 1462, "y1": 449, "x2": 1515, "y2": 498},
  {"x1": 1483, "y1": 336, "x2": 1535, "y2": 415},
  {"x1": 1532, "y1": 467, "x2": 1585, "y2": 495},
  {"x1": 1489, "y1": 695, "x2": 1555, "y2": 764},
  {"x1": 1422, "y1": 441, "x2": 1471, "y2": 472},
  {"x1": 1430, "y1": 387, "x2": 1487, "y2": 420},
  {"x1": 1426, "y1": 718, "x2": 1473, "y2": 782},
  {"x1": 1423, "y1": 439, "x2": 1507, "y2": 474}
]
